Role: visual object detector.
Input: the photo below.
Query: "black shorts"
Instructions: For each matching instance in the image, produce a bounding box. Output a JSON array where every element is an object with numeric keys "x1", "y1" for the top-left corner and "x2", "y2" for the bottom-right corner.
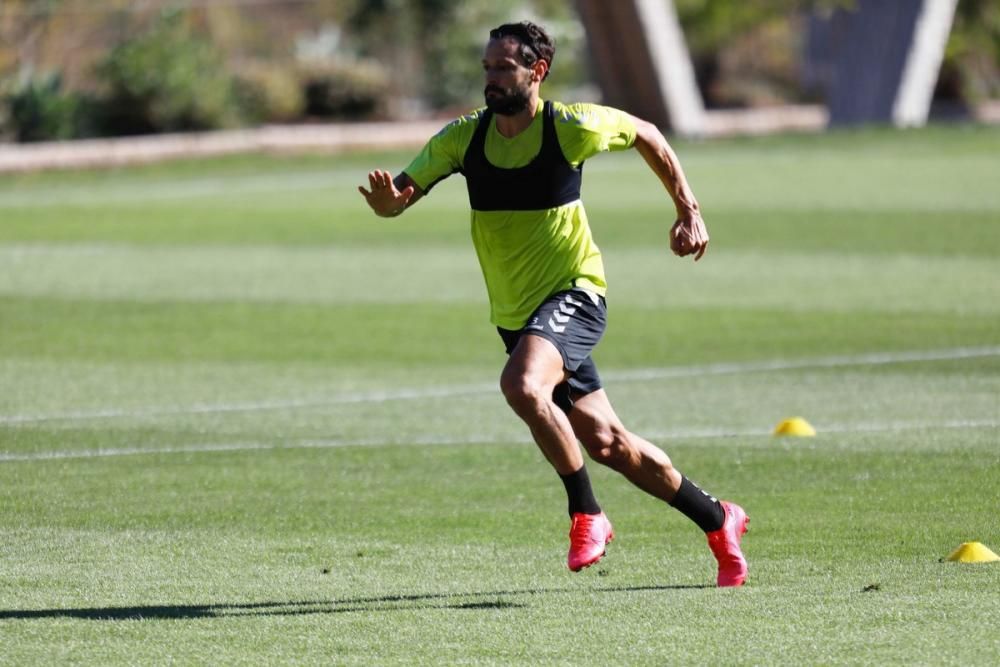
[{"x1": 497, "y1": 288, "x2": 607, "y2": 414}]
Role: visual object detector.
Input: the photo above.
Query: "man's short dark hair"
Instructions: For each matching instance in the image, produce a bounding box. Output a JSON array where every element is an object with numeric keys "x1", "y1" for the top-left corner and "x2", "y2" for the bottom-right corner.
[{"x1": 489, "y1": 21, "x2": 555, "y2": 80}]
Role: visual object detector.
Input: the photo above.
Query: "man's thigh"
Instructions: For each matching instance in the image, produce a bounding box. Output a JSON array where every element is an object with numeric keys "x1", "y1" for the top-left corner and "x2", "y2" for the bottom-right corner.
[
  {"x1": 497, "y1": 288, "x2": 607, "y2": 412},
  {"x1": 501, "y1": 332, "x2": 567, "y2": 389}
]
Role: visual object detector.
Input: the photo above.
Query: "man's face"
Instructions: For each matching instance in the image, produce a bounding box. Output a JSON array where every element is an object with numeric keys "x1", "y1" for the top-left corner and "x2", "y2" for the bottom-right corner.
[{"x1": 482, "y1": 37, "x2": 535, "y2": 116}]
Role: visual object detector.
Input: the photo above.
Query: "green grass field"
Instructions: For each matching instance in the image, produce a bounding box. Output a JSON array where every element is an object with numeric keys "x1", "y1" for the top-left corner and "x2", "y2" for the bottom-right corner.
[{"x1": 1, "y1": 124, "x2": 999, "y2": 665}]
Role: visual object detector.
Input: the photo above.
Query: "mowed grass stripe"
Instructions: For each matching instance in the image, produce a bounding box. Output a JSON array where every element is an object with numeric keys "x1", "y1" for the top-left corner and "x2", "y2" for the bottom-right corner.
[
  {"x1": 3, "y1": 361, "x2": 995, "y2": 466},
  {"x1": 2, "y1": 418, "x2": 998, "y2": 462},
  {"x1": 3, "y1": 203, "x2": 999, "y2": 257},
  {"x1": 2, "y1": 346, "x2": 997, "y2": 425},
  {"x1": 2, "y1": 297, "x2": 998, "y2": 364},
  {"x1": 2, "y1": 126, "x2": 998, "y2": 213},
  {"x1": 0, "y1": 243, "x2": 485, "y2": 305},
  {"x1": 1, "y1": 127, "x2": 999, "y2": 257},
  {"x1": 2, "y1": 244, "x2": 998, "y2": 314}
]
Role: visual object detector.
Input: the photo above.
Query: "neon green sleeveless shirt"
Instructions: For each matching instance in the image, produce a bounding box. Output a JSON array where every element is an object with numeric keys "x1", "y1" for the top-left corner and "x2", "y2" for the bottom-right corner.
[{"x1": 403, "y1": 100, "x2": 636, "y2": 329}]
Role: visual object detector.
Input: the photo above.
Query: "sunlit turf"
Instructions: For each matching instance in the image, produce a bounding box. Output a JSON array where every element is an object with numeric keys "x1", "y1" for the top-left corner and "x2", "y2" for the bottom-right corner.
[
  {"x1": 1, "y1": 431, "x2": 998, "y2": 664},
  {"x1": 1, "y1": 124, "x2": 999, "y2": 665}
]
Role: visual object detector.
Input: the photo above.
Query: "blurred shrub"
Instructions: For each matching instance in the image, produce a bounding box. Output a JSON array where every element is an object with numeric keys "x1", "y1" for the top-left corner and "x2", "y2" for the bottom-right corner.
[
  {"x1": 675, "y1": 0, "x2": 852, "y2": 107},
  {"x1": 944, "y1": 0, "x2": 1000, "y2": 102},
  {"x1": 1, "y1": 0, "x2": 996, "y2": 140},
  {"x1": 299, "y1": 59, "x2": 389, "y2": 119},
  {"x1": 94, "y1": 10, "x2": 243, "y2": 134},
  {"x1": 2, "y1": 72, "x2": 95, "y2": 142},
  {"x1": 343, "y1": 0, "x2": 588, "y2": 112},
  {"x1": 232, "y1": 62, "x2": 305, "y2": 124}
]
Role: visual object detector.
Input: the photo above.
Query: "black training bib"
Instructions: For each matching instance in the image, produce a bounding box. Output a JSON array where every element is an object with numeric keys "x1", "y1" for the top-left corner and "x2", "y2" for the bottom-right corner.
[{"x1": 461, "y1": 101, "x2": 583, "y2": 211}]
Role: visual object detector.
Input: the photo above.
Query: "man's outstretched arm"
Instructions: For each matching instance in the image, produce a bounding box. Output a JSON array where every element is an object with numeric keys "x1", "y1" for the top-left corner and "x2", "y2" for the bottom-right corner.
[
  {"x1": 358, "y1": 170, "x2": 424, "y2": 217},
  {"x1": 628, "y1": 115, "x2": 709, "y2": 261}
]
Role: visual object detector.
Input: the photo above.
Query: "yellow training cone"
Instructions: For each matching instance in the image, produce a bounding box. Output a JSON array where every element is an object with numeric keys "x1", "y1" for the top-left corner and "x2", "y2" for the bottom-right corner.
[
  {"x1": 773, "y1": 417, "x2": 816, "y2": 437},
  {"x1": 945, "y1": 542, "x2": 1000, "y2": 563}
]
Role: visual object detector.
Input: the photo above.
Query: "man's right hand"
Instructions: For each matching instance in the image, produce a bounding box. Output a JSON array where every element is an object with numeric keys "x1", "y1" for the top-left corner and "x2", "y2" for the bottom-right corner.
[{"x1": 358, "y1": 169, "x2": 416, "y2": 217}]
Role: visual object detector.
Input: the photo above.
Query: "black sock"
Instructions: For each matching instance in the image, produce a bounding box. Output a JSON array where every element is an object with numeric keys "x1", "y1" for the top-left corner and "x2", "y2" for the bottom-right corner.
[
  {"x1": 559, "y1": 466, "x2": 602, "y2": 516},
  {"x1": 669, "y1": 476, "x2": 725, "y2": 532}
]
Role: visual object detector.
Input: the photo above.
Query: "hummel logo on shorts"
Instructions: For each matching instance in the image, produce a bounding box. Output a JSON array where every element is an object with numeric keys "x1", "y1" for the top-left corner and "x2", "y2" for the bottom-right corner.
[{"x1": 548, "y1": 294, "x2": 582, "y2": 333}]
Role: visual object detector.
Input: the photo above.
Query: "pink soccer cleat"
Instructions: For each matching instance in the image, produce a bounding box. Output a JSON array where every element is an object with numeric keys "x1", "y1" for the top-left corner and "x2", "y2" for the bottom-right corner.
[
  {"x1": 567, "y1": 512, "x2": 614, "y2": 572},
  {"x1": 706, "y1": 501, "x2": 750, "y2": 587}
]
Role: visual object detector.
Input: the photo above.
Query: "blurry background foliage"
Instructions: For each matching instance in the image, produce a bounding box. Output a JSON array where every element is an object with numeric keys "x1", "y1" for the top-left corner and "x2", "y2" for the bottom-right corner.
[
  {"x1": 96, "y1": 9, "x2": 243, "y2": 134},
  {"x1": 0, "y1": 0, "x2": 997, "y2": 141}
]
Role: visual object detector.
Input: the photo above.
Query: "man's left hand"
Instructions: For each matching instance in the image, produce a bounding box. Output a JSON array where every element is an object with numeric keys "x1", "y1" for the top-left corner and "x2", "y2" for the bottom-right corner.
[{"x1": 670, "y1": 213, "x2": 709, "y2": 261}]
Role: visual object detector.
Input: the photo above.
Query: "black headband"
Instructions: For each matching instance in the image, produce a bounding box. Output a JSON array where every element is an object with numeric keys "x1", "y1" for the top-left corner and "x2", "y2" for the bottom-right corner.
[{"x1": 489, "y1": 26, "x2": 545, "y2": 64}]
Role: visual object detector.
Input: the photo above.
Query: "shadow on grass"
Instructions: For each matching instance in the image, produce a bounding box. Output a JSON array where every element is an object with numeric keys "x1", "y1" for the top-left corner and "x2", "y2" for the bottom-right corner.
[{"x1": 0, "y1": 584, "x2": 711, "y2": 621}]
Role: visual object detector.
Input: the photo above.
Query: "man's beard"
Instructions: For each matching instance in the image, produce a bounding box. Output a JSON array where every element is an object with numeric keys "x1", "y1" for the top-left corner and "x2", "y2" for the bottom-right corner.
[{"x1": 484, "y1": 84, "x2": 531, "y2": 116}]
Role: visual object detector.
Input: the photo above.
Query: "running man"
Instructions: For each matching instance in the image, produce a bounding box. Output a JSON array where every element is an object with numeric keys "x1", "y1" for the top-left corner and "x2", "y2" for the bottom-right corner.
[{"x1": 358, "y1": 21, "x2": 749, "y2": 586}]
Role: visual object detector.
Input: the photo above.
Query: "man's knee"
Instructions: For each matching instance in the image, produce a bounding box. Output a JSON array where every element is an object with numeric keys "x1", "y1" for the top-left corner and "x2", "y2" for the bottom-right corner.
[{"x1": 499, "y1": 371, "x2": 550, "y2": 413}]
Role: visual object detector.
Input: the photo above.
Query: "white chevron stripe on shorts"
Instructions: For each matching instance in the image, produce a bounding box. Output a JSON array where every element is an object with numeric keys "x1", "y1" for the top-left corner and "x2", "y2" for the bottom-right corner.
[{"x1": 548, "y1": 293, "x2": 581, "y2": 333}]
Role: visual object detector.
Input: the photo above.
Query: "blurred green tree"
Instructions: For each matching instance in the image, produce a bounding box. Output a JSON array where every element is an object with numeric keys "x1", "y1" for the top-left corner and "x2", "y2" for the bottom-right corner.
[
  {"x1": 0, "y1": 0, "x2": 997, "y2": 140},
  {"x1": 344, "y1": 0, "x2": 590, "y2": 113},
  {"x1": 94, "y1": 9, "x2": 242, "y2": 134},
  {"x1": 3, "y1": 72, "x2": 88, "y2": 141},
  {"x1": 944, "y1": 0, "x2": 1000, "y2": 102}
]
